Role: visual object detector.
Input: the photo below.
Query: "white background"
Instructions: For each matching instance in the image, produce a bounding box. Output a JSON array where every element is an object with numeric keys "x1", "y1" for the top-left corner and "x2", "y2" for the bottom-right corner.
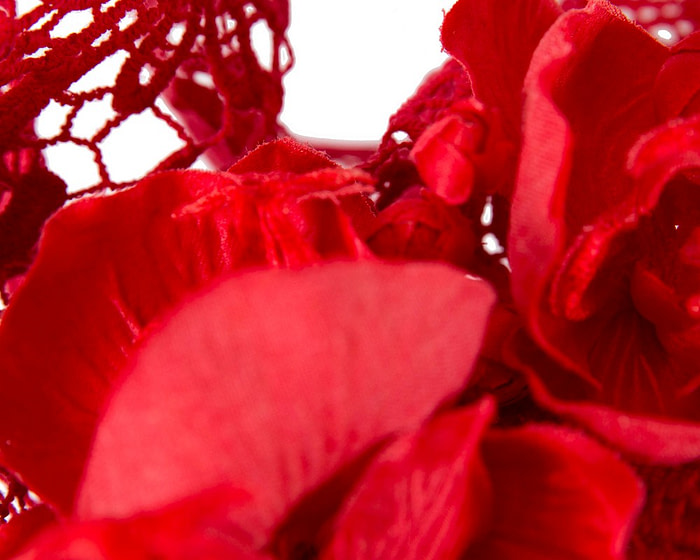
[
  {"x1": 24, "y1": 0, "x2": 456, "y2": 191},
  {"x1": 280, "y1": 1, "x2": 454, "y2": 140}
]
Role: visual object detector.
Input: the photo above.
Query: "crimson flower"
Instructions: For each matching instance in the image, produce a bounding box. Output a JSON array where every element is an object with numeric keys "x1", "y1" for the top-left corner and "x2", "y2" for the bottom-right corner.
[
  {"x1": 0, "y1": 138, "x2": 372, "y2": 513},
  {"x1": 497, "y1": 0, "x2": 700, "y2": 463},
  {"x1": 3, "y1": 0, "x2": 700, "y2": 558},
  {"x1": 1, "y1": 260, "x2": 642, "y2": 559}
]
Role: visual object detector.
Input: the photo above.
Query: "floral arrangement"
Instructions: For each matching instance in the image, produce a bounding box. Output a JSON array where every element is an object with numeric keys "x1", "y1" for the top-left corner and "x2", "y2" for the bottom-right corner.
[{"x1": 0, "y1": 0, "x2": 698, "y2": 558}]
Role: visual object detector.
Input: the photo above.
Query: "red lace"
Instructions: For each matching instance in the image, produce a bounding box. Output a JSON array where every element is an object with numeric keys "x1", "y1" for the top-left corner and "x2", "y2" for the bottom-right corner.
[
  {"x1": 0, "y1": 0, "x2": 290, "y2": 302},
  {"x1": 0, "y1": 0, "x2": 290, "y2": 195}
]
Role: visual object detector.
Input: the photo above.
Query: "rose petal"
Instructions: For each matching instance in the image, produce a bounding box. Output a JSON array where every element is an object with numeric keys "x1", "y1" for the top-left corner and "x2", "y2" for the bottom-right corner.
[
  {"x1": 468, "y1": 425, "x2": 644, "y2": 560},
  {"x1": 0, "y1": 166, "x2": 371, "y2": 513},
  {"x1": 320, "y1": 401, "x2": 642, "y2": 560},
  {"x1": 228, "y1": 137, "x2": 336, "y2": 174},
  {"x1": 321, "y1": 399, "x2": 495, "y2": 560},
  {"x1": 511, "y1": 0, "x2": 668, "y2": 325},
  {"x1": 13, "y1": 488, "x2": 271, "y2": 560},
  {"x1": 440, "y1": 0, "x2": 561, "y2": 138},
  {"x1": 411, "y1": 114, "x2": 477, "y2": 205},
  {"x1": 76, "y1": 261, "x2": 495, "y2": 549}
]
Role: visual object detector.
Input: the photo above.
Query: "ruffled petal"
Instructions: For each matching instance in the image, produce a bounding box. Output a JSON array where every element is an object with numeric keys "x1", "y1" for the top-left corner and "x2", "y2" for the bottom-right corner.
[
  {"x1": 319, "y1": 401, "x2": 642, "y2": 560},
  {"x1": 76, "y1": 261, "x2": 495, "y2": 550},
  {"x1": 12, "y1": 488, "x2": 271, "y2": 560},
  {"x1": 0, "y1": 165, "x2": 372, "y2": 513},
  {"x1": 440, "y1": 0, "x2": 561, "y2": 138},
  {"x1": 511, "y1": 0, "x2": 668, "y2": 326},
  {"x1": 228, "y1": 137, "x2": 337, "y2": 175}
]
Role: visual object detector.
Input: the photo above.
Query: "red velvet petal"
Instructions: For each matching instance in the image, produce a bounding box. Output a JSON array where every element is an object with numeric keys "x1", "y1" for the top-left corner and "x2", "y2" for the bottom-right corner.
[
  {"x1": 76, "y1": 262, "x2": 495, "y2": 550},
  {"x1": 0, "y1": 167, "x2": 372, "y2": 513},
  {"x1": 321, "y1": 399, "x2": 495, "y2": 560},
  {"x1": 468, "y1": 425, "x2": 644, "y2": 560},
  {"x1": 228, "y1": 138, "x2": 377, "y2": 239},
  {"x1": 440, "y1": 0, "x2": 561, "y2": 138},
  {"x1": 13, "y1": 488, "x2": 271, "y2": 560},
  {"x1": 228, "y1": 137, "x2": 336, "y2": 175}
]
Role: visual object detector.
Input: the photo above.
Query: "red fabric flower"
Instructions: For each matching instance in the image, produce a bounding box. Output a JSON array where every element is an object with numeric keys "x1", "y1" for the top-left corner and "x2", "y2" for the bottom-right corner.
[
  {"x1": 363, "y1": 186, "x2": 477, "y2": 270},
  {"x1": 4, "y1": 267, "x2": 643, "y2": 558},
  {"x1": 322, "y1": 398, "x2": 643, "y2": 560},
  {"x1": 6, "y1": 0, "x2": 700, "y2": 557},
  {"x1": 507, "y1": 0, "x2": 700, "y2": 462},
  {"x1": 0, "y1": 139, "x2": 373, "y2": 513},
  {"x1": 20, "y1": 260, "x2": 495, "y2": 557}
]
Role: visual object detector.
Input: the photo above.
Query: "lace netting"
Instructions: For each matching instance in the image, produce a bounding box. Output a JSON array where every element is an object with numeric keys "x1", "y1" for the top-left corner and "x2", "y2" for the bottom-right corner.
[
  {"x1": 0, "y1": 0, "x2": 291, "y2": 196},
  {"x1": 0, "y1": 0, "x2": 290, "y2": 304}
]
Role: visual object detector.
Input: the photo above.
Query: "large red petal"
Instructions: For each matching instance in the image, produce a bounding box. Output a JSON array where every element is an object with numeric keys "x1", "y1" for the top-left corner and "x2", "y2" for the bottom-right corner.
[
  {"x1": 321, "y1": 399, "x2": 495, "y2": 560},
  {"x1": 0, "y1": 166, "x2": 371, "y2": 513},
  {"x1": 76, "y1": 261, "x2": 495, "y2": 549},
  {"x1": 12, "y1": 488, "x2": 271, "y2": 560},
  {"x1": 468, "y1": 426, "x2": 644, "y2": 560},
  {"x1": 440, "y1": 0, "x2": 561, "y2": 138}
]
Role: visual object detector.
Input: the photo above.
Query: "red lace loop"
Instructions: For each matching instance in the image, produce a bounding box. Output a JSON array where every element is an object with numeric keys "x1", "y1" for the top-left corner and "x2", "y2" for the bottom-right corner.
[{"x1": 0, "y1": 0, "x2": 291, "y2": 195}]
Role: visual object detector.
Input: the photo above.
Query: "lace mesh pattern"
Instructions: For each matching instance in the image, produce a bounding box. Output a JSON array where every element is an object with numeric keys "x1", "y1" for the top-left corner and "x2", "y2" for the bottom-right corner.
[{"x1": 0, "y1": 0, "x2": 291, "y2": 195}]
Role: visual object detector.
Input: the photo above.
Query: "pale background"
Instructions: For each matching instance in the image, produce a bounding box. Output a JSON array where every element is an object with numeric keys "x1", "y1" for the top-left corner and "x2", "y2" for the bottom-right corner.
[{"x1": 23, "y1": 0, "x2": 456, "y2": 190}]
